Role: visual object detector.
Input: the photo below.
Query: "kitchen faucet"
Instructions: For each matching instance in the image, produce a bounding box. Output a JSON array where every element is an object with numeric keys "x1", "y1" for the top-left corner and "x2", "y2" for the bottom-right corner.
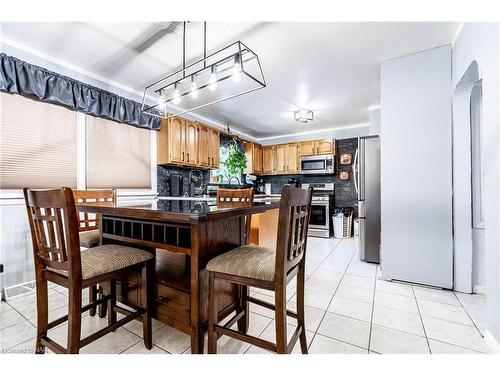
[{"x1": 228, "y1": 176, "x2": 240, "y2": 185}]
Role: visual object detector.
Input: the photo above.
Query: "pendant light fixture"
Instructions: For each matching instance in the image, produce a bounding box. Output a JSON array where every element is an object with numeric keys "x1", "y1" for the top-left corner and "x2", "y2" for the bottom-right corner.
[
  {"x1": 294, "y1": 109, "x2": 314, "y2": 123},
  {"x1": 142, "y1": 22, "x2": 266, "y2": 119}
]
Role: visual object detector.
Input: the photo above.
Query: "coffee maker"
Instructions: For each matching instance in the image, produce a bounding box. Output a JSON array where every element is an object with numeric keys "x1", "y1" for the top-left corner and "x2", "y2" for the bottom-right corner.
[
  {"x1": 255, "y1": 177, "x2": 265, "y2": 194},
  {"x1": 287, "y1": 177, "x2": 300, "y2": 188}
]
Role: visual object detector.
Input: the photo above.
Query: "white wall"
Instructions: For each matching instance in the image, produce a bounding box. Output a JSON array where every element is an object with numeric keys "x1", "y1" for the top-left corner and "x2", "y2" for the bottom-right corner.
[
  {"x1": 369, "y1": 109, "x2": 381, "y2": 136},
  {"x1": 258, "y1": 124, "x2": 370, "y2": 145},
  {"x1": 380, "y1": 45, "x2": 453, "y2": 288},
  {"x1": 452, "y1": 22, "x2": 500, "y2": 344}
]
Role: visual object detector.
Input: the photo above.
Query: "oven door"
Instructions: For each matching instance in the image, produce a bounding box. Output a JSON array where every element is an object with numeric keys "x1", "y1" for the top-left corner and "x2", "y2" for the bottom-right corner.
[
  {"x1": 309, "y1": 201, "x2": 330, "y2": 229},
  {"x1": 300, "y1": 156, "x2": 326, "y2": 174}
]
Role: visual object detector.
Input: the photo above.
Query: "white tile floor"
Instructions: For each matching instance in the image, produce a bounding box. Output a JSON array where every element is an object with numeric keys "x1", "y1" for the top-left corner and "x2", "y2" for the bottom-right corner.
[{"x1": 0, "y1": 237, "x2": 490, "y2": 354}]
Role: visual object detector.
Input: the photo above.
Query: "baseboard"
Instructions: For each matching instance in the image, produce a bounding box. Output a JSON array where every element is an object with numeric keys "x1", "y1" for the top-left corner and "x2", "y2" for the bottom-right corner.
[
  {"x1": 484, "y1": 330, "x2": 500, "y2": 353},
  {"x1": 473, "y1": 285, "x2": 486, "y2": 295}
]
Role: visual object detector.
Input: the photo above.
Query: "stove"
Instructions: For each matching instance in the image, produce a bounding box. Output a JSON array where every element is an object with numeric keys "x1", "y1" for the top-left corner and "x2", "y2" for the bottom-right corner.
[{"x1": 302, "y1": 183, "x2": 335, "y2": 238}]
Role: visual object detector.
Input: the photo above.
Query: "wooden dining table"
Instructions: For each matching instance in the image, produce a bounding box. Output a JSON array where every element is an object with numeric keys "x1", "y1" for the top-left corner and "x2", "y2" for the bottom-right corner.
[{"x1": 77, "y1": 198, "x2": 280, "y2": 353}]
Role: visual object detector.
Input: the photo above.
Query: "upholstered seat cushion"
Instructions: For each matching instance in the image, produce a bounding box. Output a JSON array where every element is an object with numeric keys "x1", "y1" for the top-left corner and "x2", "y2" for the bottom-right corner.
[
  {"x1": 206, "y1": 245, "x2": 275, "y2": 282},
  {"x1": 79, "y1": 229, "x2": 100, "y2": 248},
  {"x1": 50, "y1": 245, "x2": 153, "y2": 280}
]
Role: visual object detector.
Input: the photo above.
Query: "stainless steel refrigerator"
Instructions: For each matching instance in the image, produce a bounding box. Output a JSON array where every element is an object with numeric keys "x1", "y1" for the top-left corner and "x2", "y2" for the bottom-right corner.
[{"x1": 354, "y1": 136, "x2": 381, "y2": 263}]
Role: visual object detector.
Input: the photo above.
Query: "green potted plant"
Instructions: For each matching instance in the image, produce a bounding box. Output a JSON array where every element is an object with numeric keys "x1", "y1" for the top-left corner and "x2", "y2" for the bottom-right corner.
[{"x1": 221, "y1": 139, "x2": 247, "y2": 183}]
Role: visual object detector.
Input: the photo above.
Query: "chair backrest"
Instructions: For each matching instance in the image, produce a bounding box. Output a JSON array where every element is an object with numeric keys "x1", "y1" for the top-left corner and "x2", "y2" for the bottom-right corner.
[
  {"x1": 275, "y1": 185, "x2": 313, "y2": 280},
  {"x1": 216, "y1": 188, "x2": 254, "y2": 208},
  {"x1": 72, "y1": 189, "x2": 116, "y2": 232},
  {"x1": 23, "y1": 187, "x2": 81, "y2": 276}
]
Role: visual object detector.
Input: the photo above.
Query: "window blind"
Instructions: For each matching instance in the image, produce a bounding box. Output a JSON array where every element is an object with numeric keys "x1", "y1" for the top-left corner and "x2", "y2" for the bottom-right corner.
[
  {"x1": 86, "y1": 115, "x2": 151, "y2": 189},
  {"x1": 0, "y1": 92, "x2": 77, "y2": 189}
]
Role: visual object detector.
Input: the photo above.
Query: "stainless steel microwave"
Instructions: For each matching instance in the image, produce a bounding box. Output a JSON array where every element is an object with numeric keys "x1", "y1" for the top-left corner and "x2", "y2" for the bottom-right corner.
[{"x1": 299, "y1": 154, "x2": 335, "y2": 175}]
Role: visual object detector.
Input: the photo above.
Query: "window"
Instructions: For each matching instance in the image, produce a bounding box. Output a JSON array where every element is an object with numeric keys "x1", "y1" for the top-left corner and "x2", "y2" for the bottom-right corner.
[
  {"x1": 0, "y1": 93, "x2": 77, "y2": 189},
  {"x1": 86, "y1": 115, "x2": 152, "y2": 189},
  {"x1": 209, "y1": 137, "x2": 243, "y2": 184},
  {"x1": 470, "y1": 81, "x2": 484, "y2": 229}
]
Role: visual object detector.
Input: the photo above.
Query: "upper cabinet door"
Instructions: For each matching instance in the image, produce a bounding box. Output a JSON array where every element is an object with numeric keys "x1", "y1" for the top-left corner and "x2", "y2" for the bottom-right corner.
[
  {"x1": 210, "y1": 129, "x2": 220, "y2": 167},
  {"x1": 168, "y1": 117, "x2": 184, "y2": 163},
  {"x1": 285, "y1": 143, "x2": 299, "y2": 173},
  {"x1": 198, "y1": 124, "x2": 210, "y2": 167},
  {"x1": 315, "y1": 139, "x2": 335, "y2": 155},
  {"x1": 244, "y1": 142, "x2": 254, "y2": 174},
  {"x1": 275, "y1": 144, "x2": 286, "y2": 174},
  {"x1": 184, "y1": 120, "x2": 198, "y2": 165},
  {"x1": 157, "y1": 119, "x2": 169, "y2": 165},
  {"x1": 262, "y1": 146, "x2": 275, "y2": 174},
  {"x1": 299, "y1": 141, "x2": 315, "y2": 156},
  {"x1": 253, "y1": 144, "x2": 263, "y2": 174}
]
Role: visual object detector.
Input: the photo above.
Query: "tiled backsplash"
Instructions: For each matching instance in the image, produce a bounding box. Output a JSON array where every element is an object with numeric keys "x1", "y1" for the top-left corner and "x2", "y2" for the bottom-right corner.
[
  {"x1": 157, "y1": 166, "x2": 210, "y2": 197},
  {"x1": 261, "y1": 137, "x2": 359, "y2": 216}
]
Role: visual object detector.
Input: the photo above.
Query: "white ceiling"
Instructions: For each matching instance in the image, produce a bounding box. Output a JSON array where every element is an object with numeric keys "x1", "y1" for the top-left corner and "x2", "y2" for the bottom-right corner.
[{"x1": 1, "y1": 22, "x2": 459, "y2": 138}]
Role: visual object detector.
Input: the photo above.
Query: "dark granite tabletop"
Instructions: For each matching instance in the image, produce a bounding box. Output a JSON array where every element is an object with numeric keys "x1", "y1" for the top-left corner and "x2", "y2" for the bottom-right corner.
[{"x1": 77, "y1": 198, "x2": 280, "y2": 223}]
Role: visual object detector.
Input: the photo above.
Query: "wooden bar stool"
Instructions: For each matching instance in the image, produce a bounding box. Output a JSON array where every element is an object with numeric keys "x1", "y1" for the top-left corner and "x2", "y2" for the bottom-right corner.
[
  {"x1": 23, "y1": 187, "x2": 153, "y2": 354},
  {"x1": 215, "y1": 187, "x2": 255, "y2": 333},
  {"x1": 207, "y1": 185, "x2": 313, "y2": 354},
  {"x1": 72, "y1": 189, "x2": 116, "y2": 317}
]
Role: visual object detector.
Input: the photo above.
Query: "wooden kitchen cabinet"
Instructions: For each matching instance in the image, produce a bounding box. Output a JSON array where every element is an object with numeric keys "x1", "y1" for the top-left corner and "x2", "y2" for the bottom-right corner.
[
  {"x1": 262, "y1": 146, "x2": 275, "y2": 174},
  {"x1": 158, "y1": 117, "x2": 219, "y2": 169},
  {"x1": 285, "y1": 143, "x2": 299, "y2": 173},
  {"x1": 244, "y1": 142, "x2": 263, "y2": 175},
  {"x1": 184, "y1": 120, "x2": 198, "y2": 165},
  {"x1": 298, "y1": 141, "x2": 316, "y2": 156},
  {"x1": 209, "y1": 128, "x2": 220, "y2": 168},
  {"x1": 315, "y1": 139, "x2": 336, "y2": 155},
  {"x1": 299, "y1": 139, "x2": 336, "y2": 156},
  {"x1": 197, "y1": 124, "x2": 210, "y2": 167},
  {"x1": 274, "y1": 143, "x2": 299, "y2": 175},
  {"x1": 274, "y1": 144, "x2": 286, "y2": 174},
  {"x1": 254, "y1": 143, "x2": 263, "y2": 174}
]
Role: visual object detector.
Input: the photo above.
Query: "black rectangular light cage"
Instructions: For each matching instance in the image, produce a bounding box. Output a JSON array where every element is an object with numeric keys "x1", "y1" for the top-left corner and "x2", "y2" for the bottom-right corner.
[{"x1": 141, "y1": 41, "x2": 266, "y2": 119}]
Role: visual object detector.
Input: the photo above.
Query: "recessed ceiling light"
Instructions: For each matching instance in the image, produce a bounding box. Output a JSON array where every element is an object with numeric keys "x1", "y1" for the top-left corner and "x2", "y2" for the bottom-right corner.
[{"x1": 294, "y1": 109, "x2": 314, "y2": 123}]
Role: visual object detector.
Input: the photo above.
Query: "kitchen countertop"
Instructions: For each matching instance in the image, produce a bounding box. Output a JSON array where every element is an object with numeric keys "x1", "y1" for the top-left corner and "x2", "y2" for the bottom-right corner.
[{"x1": 157, "y1": 194, "x2": 281, "y2": 202}]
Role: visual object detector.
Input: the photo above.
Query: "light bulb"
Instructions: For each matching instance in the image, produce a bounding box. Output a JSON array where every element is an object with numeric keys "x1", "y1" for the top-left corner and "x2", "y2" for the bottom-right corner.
[
  {"x1": 232, "y1": 54, "x2": 241, "y2": 82},
  {"x1": 157, "y1": 92, "x2": 166, "y2": 113},
  {"x1": 173, "y1": 83, "x2": 180, "y2": 105},
  {"x1": 190, "y1": 76, "x2": 198, "y2": 99},
  {"x1": 208, "y1": 66, "x2": 218, "y2": 91}
]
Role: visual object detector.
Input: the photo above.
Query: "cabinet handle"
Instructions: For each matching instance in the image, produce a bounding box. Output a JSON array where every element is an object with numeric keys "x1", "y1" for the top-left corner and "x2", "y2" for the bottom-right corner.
[
  {"x1": 187, "y1": 153, "x2": 190, "y2": 162},
  {"x1": 212, "y1": 157, "x2": 214, "y2": 165},
  {"x1": 182, "y1": 152, "x2": 185, "y2": 161},
  {"x1": 208, "y1": 156, "x2": 210, "y2": 165}
]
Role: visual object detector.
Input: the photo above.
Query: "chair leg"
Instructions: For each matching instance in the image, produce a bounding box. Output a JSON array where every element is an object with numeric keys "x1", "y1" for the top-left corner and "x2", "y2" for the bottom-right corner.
[
  {"x1": 141, "y1": 261, "x2": 152, "y2": 350},
  {"x1": 67, "y1": 287, "x2": 82, "y2": 354},
  {"x1": 275, "y1": 284, "x2": 288, "y2": 354},
  {"x1": 35, "y1": 274, "x2": 48, "y2": 354},
  {"x1": 207, "y1": 271, "x2": 218, "y2": 354},
  {"x1": 106, "y1": 280, "x2": 117, "y2": 329},
  {"x1": 89, "y1": 285, "x2": 97, "y2": 316},
  {"x1": 98, "y1": 285, "x2": 107, "y2": 318},
  {"x1": 296, "y1": 263, "x2": 308, "y2": 354},
  {"x1": 237, "y1": 285, "x2": 249, "y2": 334}
]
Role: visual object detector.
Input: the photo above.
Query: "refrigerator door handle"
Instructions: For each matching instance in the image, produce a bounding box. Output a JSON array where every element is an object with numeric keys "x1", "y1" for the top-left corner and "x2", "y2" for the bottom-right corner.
[
  {"x1": 358, "y1": 200, "x2": 366, "y2": 218},
  {"x1": 353, "y1": 147, "x2": 359, "y2": 196}
]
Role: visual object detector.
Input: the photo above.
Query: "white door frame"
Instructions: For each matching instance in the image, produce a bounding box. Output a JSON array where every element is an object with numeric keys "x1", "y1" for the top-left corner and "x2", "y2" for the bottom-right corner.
[{"x1": 452, "y1": 60, "x2": 481, "y2": 293}]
